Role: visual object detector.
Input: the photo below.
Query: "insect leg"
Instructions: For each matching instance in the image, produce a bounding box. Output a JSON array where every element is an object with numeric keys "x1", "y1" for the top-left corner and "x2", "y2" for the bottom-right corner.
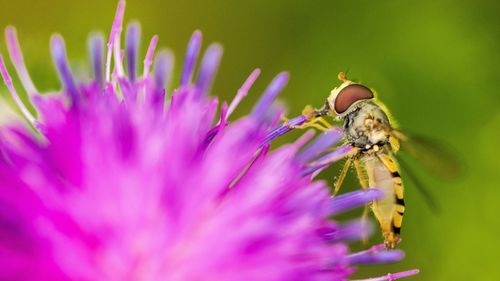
[
  {"x1": 353, "y1": 158, "x2": 368, "y2": 190},
  {"x1": 332, "y1": 157, "x2": 353, "y2": 196},
  {"x1": 283, "y1": 104, "x2": 335, "y2": 132},
  {"x1": 284, "y1": 117, "x2": 330, "y2": 131},
  {"x1": 354, "y1": 158, "x2": 371, "y2": 245},
  {"x1": 315, "y1": 117, "x2": 333, "y2": 129}
]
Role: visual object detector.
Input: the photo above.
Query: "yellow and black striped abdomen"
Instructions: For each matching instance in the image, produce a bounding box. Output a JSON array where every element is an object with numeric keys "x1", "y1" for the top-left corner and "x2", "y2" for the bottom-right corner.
[{"x1": 364, "y1": 152, "x2": 405, "y2": 249}]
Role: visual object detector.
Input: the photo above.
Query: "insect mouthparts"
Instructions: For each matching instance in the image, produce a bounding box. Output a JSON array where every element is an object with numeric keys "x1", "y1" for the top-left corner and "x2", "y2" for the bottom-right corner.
[{"x1": 313, "y1": 102, "x2": 330, "y2": 117}]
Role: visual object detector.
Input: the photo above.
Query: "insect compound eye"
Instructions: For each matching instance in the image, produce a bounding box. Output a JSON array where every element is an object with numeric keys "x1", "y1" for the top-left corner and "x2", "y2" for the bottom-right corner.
[{"x1": 334, "y1": 84, "x2": 374, "y2": 114}]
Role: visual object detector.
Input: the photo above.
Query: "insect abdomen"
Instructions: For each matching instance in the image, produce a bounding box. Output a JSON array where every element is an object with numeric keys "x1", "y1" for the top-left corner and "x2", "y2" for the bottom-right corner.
[{"x1": 364, "y1": 153, "x2": 405, "y2": 249}]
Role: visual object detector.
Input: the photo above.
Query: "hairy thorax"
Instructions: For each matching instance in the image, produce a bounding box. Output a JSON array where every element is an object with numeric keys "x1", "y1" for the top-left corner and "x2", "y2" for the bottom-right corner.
[{"x1": 343, "y1": 102, "x2": 392, "y2": 152}]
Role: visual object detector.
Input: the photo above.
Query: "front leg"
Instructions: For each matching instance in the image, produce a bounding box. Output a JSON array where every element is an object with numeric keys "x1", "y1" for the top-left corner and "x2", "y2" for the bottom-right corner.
[{"x1": 283, "y1": 105, "x2": 334, "y2": 132}]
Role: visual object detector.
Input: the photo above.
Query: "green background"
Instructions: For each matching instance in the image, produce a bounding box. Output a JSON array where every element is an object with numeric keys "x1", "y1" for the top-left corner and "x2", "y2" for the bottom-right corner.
[{"x1": 0, "y1": 0, "x2": 498, "y2": 280}]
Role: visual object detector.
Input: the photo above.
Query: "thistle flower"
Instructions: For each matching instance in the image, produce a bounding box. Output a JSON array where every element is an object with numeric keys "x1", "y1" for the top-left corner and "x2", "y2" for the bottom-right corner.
[{"x1": 0, "y1": 1, "x2": 418, "y2": 280}]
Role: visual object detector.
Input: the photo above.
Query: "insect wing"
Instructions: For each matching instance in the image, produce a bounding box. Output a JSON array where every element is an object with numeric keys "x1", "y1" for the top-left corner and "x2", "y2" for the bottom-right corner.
[
  {"x1": 393, "y1": 130, "x2": 462, "y2": 179},
  {"x1": 397, "y1": 156, "x2": 440, "y2": 214}
]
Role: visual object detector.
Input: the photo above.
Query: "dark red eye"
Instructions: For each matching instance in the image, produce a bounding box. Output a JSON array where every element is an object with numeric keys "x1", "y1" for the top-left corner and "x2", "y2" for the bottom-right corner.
[{"x1": 334, "y1": 84, "x2": 374, "y2": 114}]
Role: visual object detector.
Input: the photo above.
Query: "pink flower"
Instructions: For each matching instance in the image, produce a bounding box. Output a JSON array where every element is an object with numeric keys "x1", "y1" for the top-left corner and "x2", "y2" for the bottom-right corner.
[{"x1": 0, "y1": 1, "x2": 418, "y2": 280}]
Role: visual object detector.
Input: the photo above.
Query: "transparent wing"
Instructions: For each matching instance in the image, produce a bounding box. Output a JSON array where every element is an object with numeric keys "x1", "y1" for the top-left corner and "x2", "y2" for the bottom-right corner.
[
  {"x1": 392, "y1": 130, "x2": 462, "y2": 179},
  {"x1": 390, "y1": 130, "x2": 462, "y2": 214},
  {"x1": 397, "y1": 156, "x2": 440, "y2": 214}
]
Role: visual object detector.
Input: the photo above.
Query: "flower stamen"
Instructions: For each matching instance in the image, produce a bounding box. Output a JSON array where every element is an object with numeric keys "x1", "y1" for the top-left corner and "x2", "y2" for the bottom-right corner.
[
  {"x1": 226, "y1": 68, "x2": 260, "y2": 120},
  {"x1": 251, "y1": 71, "x2": 288, "y2": 122},
  {"x1": 4, "y1": 26, "x2": 38, "y2": 98},
  {"x1": 352, "y1": 269, "x2": 420, "y2": 281},
  {"x1": 329, "y1": 189, "x2": 384, "y2": 215},
  {"x1": 196, "y1": 43, "x2": 223, "y2": 96},
  {"x1": 180, "y1": 30, "x2": 202, "y2": 87},
  {"x1": 347, "y1": 248, "x2": 404, "y2": 265},
  {"x1": 88, "y1": 32, "x2": 105, "y2": 88},
  {"x1": 0, "y1": 55, "x2": 38, "y2": 127},
  {"x1": 125, "y1": 22, "x2": 140, "y2": 82},
  {"x1": 142, "y1": 35, "x2": 158, "y2": 81},
  {"x1": 152, "y1": 50, "x2": 174, "y2": 102},
  {"x1": 50, "y1": 34, "x2": 79, "y2": 103},
  {"x1": 105, "y1": 0, "x2": 126, "y2": 83}
]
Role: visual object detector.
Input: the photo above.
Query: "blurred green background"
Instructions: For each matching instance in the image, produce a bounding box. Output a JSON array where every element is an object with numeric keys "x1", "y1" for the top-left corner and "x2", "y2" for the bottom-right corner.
[{"x1": 0, "y1": 0, "x2": 498, "y2": 279}]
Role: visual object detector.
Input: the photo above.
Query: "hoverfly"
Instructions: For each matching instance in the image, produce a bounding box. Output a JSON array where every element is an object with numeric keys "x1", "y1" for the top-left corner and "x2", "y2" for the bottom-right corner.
[{"x1": 288, "y1": 72, "x2": 459, "y2": 249}]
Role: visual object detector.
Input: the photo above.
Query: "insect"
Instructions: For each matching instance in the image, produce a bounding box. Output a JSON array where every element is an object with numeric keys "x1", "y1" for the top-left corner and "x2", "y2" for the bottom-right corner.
[{"x1": 289, "y1": 72, "x2": 429, "y2": 248}]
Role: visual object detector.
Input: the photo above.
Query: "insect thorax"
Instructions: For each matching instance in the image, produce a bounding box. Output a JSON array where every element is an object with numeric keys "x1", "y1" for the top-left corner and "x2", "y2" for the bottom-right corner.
[{"x1": 343, "y1": 101, "x2": 392, "y2": 152}]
